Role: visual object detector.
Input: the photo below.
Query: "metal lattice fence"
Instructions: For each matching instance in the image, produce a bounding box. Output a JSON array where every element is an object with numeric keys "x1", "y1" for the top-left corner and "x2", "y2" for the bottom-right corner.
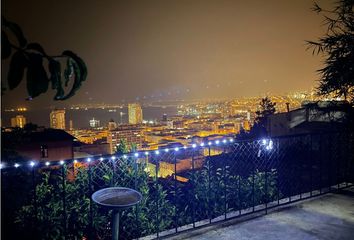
[{"x1": 1, "y1": 132, "x2": 354, "y2": 240}]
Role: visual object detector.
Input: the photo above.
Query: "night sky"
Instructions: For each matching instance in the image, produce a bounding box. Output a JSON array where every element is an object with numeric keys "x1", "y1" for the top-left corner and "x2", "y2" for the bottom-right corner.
[{"x1": 2, "y1": 0, "x2": 332, "y2": 109}]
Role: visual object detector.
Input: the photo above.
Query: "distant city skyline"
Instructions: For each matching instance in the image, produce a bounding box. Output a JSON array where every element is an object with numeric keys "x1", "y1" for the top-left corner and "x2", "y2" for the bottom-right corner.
[
  {"x1": 2, "y1": 0, "x2": 333, "y2": 110},
  {"x1": 2, "y1": 88, "x2": 318, "y2": 111},
  {"x1": 2, "y1": 89, "x2": 321, "y2": 129}
]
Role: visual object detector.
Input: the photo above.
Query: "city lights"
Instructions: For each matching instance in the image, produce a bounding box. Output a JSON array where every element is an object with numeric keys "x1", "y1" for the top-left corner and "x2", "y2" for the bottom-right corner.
[
  {"x1": 3, "y1": 1, "x2": 347, "y2": 237},
  {"x1": 260, "y1": 138, "x2": 273, "y2": 150},
  {"x1": 1, "y1": 138, "x2": 272, "y2": 169},
  {"x1": 266, "y1": 140, "x2": 274, "y2": 150},
  {"x1": 269, "y1": 140, "x2": 273, "y2": 148}
]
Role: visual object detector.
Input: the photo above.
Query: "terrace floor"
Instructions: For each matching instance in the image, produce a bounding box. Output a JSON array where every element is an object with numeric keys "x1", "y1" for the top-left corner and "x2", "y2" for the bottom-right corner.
[{"x1": 165, "y1": 187, "x2": 354, "y2": 240}]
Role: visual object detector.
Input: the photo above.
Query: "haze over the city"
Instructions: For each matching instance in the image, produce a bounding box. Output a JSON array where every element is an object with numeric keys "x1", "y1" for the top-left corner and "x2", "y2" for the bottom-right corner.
[{"x1": 2, "y1": 0, "x2": 333, "y2": 109}]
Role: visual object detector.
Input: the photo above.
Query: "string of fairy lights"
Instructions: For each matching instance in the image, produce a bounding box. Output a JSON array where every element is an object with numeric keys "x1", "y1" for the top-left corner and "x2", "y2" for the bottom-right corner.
[{"x1": 0, "y1": 138, "x2": 274, "y2": 170}]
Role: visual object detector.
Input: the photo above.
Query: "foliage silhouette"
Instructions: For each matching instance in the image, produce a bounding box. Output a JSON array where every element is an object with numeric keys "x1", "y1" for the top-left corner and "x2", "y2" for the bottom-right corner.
[
  {"x1": 2, "y1": 17, "x2": 87, "y2": 100},
  {"x1": 241, "y1": 97, "x2": 276, "y2": 139},
  {"x1": 307, "y1": 0, "x2": 354, "y2": 101}
]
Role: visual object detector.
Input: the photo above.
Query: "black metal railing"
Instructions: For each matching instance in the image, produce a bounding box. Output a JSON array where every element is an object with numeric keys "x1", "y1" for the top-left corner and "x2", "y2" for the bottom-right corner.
[{"x1": 1, "y1": 132, "x2": 354, "y2": 240}]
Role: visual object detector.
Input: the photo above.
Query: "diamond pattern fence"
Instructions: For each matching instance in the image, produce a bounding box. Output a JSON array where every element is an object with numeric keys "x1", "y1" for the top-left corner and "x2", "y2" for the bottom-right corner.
[{"x1": 1, "y1": 132, "x2": 353, "y2": 240}]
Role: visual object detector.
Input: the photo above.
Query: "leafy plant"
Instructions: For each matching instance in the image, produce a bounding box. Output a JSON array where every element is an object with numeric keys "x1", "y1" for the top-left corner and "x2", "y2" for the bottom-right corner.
[
  {"x1": 178, "y1": 162, "x2": 279, "y2": 225},
  {"x1": 2, "y1": 17, "x2": 87, "y2": 100},
  {"x1": 15, "y1": 167, "x2": 107, "y2": 240},
  {"x1": 251, "y1": 97, "x2": 276, "y2": 137},
  {"x1": 14, "y1": 151, "x2": 278, "y2": 239},
  {"x1": 307, "y1": 0, "x2": 354, "y2": 101}
]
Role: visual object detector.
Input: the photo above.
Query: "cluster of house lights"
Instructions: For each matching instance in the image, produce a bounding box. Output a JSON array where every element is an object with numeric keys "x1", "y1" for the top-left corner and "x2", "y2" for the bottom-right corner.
[{"x1": 0, "y1": 138, "x2": 274, "y2": 170}]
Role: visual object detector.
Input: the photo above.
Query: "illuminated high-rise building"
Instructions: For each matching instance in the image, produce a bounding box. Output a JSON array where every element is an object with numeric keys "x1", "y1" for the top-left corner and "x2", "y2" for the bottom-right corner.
[
  {"x1": 89, "y1": 118, "x2": 100, "y2": 128},
  {"x1": 50, "y1": 109, "x2": 66, "y2": 130},
  {"x1": 69, "y1": 120, "x2": 74, "y2": 131},
  {"x1": 11, "y1": 115, "x2": 26, "y2": 128},
  {"x1": 107, "y1": 125, "x2": 144, "y2": 154},
  {"x1": 128, "y1": 103, "x2": 143, "y2": 124}
]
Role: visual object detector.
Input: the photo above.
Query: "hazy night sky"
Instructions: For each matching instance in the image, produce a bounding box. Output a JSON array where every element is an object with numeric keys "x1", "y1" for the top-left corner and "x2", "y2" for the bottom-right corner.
[{"x1": 2, "y1": 0, "x2": 332, "y2": 109}]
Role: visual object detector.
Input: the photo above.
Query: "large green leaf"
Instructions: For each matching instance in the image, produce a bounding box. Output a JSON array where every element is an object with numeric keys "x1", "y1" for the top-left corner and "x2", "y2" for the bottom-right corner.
[
  {"x1": 64, "y1": 58, "x2": 74, "y2": 87},
  {"x1": 60, "y1": 50, "x2": 88, "y2": 100},
  {"x1": 26, "y1": 53, "x2": 49, "y2": 99},
  {"x1": 7, "y1": 51, "x2": 27, "y2": 90},
  {"x1": 1, "y1": 31, "x2": 12, "y2": 59},
  {"x1": 62, "y1": 50, "x2": 87, "y2": 81},
  {"x1": 3, "y1": 18, "x2": 27, "y2": 48},
  {"x1": 57, "y1": 57, "x2": 79, "y2": 100},
  {"x1": 48, "y1": 59, "x2": 64, "y2": 100},
  {"x1": 26, "y1": 42, "x2": 46, "y2": 56}
]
